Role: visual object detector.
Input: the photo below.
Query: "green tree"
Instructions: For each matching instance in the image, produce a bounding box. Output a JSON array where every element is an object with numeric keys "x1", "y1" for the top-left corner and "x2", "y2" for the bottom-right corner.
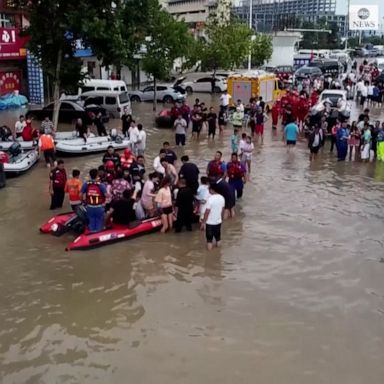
[
  {"x1": 19, "y1": 0, "x2": 89, "y2": 128},
  {"x1": 140, "y1": 0, "x2": 195, "y2": 110},
  {"x1": 199, "y1": 19, "x2": 272, "y2": 72},
  {"x1": 251, "y1": 34, "x2": 273, "y2": 67},
  {"x1": 299, "y1": 19, "x2": 341, "y2": 50},
  {"x1": 19, "y1": 0, "x2": 157, "y2": 128}
]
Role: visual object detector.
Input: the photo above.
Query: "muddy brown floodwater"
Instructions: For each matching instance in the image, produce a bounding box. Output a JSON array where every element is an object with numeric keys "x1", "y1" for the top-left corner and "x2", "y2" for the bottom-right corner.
[{"x1": 1, "y1": 95, "x2": 384, "y2": 384}]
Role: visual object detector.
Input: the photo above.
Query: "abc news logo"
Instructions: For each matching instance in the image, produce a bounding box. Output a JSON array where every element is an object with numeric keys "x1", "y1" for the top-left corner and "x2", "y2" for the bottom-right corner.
[{"x1": 352, "y1": 7, "x2": 376, "y2": 29}]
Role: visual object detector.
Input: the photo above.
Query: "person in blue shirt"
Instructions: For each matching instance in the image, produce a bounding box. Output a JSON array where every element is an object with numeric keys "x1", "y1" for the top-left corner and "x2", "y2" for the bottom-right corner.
[
  {"x1": 336, "y1": 121, "x2": 349, "y2": 161},
  {"x1": 284, "y1": 119, "x2": 299, "y2": 151},
  {"x1": 81, "y1": 168, "x2": 107, "y2": 232}
]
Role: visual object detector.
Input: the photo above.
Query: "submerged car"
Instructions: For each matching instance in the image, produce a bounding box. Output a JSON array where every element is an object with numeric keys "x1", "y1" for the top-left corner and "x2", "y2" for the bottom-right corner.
[
  {"x1": 26, "y1": 101, "x2": 109, "y2": 124},
  {"x1": 128, "y1": 85, "x2": 185, "y2": 103}
]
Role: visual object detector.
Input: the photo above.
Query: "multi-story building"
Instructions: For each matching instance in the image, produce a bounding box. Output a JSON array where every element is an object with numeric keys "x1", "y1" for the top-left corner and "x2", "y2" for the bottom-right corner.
[
  {"x1": 233, "y1": 0, "x2": 347, "y2": 35},
  {"x1": 0, "y1": 0, "x2": 30, "y2": 96},
  {"x1": 166, "y1": 0, "x2": 232, "y2": 36}
]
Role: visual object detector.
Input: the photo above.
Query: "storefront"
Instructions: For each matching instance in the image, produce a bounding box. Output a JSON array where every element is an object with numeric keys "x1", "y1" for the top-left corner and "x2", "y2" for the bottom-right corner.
[{"x1": 0, "y1": 27, "x2": 29, "y2": 96}]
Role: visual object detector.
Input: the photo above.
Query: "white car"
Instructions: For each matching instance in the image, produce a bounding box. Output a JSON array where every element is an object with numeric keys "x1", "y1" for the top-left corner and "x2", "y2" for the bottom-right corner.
[
  {"x1": 311, "y1": 90, "x2": 351, "y2": 118},
  {"x1": 180, "y1": 76, "x2": 227, "y2": 94},
  {"x1": 129, "y1": 85, "x2": 185, "y2": 103}
]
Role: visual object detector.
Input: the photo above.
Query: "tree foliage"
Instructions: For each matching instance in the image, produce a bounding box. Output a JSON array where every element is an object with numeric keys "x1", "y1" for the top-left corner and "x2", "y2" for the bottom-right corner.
[
  {"x1": 251, "y1": 34, "x2": 273, "y2": 67},
  {"x1": 299, "y1": 18, "x2": 341, "y2": 50},
  {"x1": 198, "y1": 19, "x2": 272, "y2": 71},
  {"x1": 140, "y1": 0, "x2": 195, "y2": 110}
]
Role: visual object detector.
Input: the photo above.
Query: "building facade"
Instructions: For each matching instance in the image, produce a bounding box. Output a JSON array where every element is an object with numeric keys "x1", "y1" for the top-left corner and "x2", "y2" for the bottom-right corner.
[
  {"x1": 233, "y1": 0, "x2": 347, "y2": 35},
  {"x1": 0, "y1": 0, "x2": 30, "y2": 96},
  {"x1": 166, "y1": 0, "x2": 232, "y2": 36}
]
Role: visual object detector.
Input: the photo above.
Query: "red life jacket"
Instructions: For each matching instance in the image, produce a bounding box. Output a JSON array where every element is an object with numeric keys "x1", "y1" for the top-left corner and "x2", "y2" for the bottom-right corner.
[
  {"x1": 227, "y1": 161, "x2": 244, "y2": 180},
  {"x1": 86, "y1": 182, "x2": 105, "y2": 206},
  {"x1": 208, "y1": 160, "x2": 224, "y2": 178}
]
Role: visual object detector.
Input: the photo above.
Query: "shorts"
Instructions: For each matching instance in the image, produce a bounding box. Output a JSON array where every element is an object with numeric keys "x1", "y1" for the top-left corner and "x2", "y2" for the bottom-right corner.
[
  {"x1": 286, "y1": 140, "x2": 296, "y2": 146},
  {"x1": 206, "y1": 223, "x2": 221, "y2": 243},
  {"x1": 310, "y1": 145, "x2": 320, "y2": 154},
  {"x1": 175, "y1": 133, "x2": 186, "y2": 146},
  {"x1": 255, "y1": 124, "x2": 264, "y2": 135},
  {"x1": 43, "y1": 149, "x2": 56, "y2": 164},
  {"x1": 142, "y1": 200, "x2": 154, "y2": 211},
  {"x1": 192, "y1": 124, "x2": 201, "y2": 133},
  {"x1": 161, "y1": 206, "x2": 173, "y2": 215}
]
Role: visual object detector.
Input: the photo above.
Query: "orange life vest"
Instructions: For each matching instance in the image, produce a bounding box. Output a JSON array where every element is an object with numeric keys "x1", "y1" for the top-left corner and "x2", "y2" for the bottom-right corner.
[{"x1": 39, "y1": 134, "x2": 55, "y2": 151}]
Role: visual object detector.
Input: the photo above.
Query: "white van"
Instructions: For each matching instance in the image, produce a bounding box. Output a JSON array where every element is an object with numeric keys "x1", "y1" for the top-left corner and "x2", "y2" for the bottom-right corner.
[
  {"x1": 79, "y1": 79, "x2": 128, "y2": 94},
  {"x1": 81, "y1": 91, "x2": 132, "y2": 118}
]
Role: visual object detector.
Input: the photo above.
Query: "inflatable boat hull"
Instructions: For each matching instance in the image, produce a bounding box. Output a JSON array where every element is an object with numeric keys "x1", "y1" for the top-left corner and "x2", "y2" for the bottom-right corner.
[
  {"x1": 66, "y1": 217, "x2": 162, "y2": 251},
  {"x1": 40, "y1": 213, "x2": 162, "y2": 250},
  {"x1": 4, "y1": 150, "x2": 39, "y2": 173},
  {"x1": 55, "y1": 136, "x2": 130, "y2": 155},
  {"x1": 0, "y1": 140, "x2": 37, "y2": 151}
]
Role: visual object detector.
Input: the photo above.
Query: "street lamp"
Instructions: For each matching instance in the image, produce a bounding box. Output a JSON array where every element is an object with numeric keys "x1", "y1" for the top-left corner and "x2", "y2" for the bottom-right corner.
[
  {"x1": 248, "y1": 35, "x2": 256, "y2": 71},
  {"x1": 248, "y1": 0, "x2": 254, "y2": 71}
]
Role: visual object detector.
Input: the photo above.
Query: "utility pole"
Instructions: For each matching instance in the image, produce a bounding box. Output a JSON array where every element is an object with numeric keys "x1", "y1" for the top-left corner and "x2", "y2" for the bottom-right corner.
[
  {"x1": 345, "y1": 0, "x2": 350, "y2": 50},
  {"x1": 247, "y1": 0, "x2": 253, "y2": 71}
]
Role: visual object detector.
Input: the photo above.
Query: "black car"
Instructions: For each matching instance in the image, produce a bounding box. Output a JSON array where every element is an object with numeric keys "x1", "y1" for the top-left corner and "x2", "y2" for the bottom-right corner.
[
  {"x1": 308, "y1": 59, "x2": 343, "y2": 75},
  {"x1": 26, "y1": 100, "x2": 109, "y2": 124},
  {"x1": 294, "y1": 66, "x2": 322, "y2": 80}
]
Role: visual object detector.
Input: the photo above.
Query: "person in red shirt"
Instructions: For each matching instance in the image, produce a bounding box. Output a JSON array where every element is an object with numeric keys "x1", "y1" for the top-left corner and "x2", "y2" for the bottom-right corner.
[
  {"x1": 297, "y1": 95, "x2": 309, "y2": 131},
  {"x1": 290, "y1": 92, "x2": 299, "y2": 122},
  {"x1": 21, "y1": 119, "x2": 37, "y2": 142},
  {"x1": 49, "y1": 159, "x2": 67, "y2": 210},
  {"x1": 310, "y1": 90, "x2": 319, "y2": 107},
  {"x1": 271, "y1": 100, "x2": 280, "y2": 131}
]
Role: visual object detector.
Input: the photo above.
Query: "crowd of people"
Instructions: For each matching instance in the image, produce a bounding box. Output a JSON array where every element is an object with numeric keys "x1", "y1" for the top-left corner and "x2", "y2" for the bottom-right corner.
[
  {"x1": 48, "y1": 135, "x2": 254, "y2": 250},
  {"x1": 6, "y1": 56, "x2": 384, "y2": 250}
]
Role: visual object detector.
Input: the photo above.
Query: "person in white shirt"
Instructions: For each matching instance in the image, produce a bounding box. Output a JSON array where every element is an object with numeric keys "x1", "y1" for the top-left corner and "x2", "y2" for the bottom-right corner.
[
  {"x1": 219, "y1": 92, "x2": 231, "y2": 110},
  {"x1": 236, "y1": 99, "x2": 244, "y2": 113},
  {"x1": 367, "y1": 83, "x2": 374, "y2": 105},
  {"x1": 173, "y1": 114, "x2": 187, "y2": 146},
  {"x1": 360, "y1": 81, "x2": 368, "y2": 107},
  {"x1": 153, "y1": 149, "x2": 166, "y2": 175},
  {"x1": 195, "y1": 176, "x2": 210, "y2": 222},
  {"x1": 14, "y1": 115, "x2": 26, "y2": 138},
  {"x1": 128, "y1": 121, "x2": 139, "y2": 153},
  {"x1": 136, "y1": 124, "x2": 146, "y2": 156},
  {"x1": 201, "y1": 184, "x2": 225, "y2": 250}
]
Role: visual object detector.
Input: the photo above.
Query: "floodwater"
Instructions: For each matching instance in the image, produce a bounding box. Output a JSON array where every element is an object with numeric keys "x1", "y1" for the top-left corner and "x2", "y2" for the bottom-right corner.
[{"x1": 1, "y1": 96, "x2": 384, "y2": 384}]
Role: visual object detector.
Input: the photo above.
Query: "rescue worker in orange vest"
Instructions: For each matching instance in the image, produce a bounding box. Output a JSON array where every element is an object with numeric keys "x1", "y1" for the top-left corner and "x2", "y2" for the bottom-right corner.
[
  {"x1": 120, "y1": 148, "x2": 136, "y2": 170},
  {"x1": 39, "y1": 129, "x2": 56, "y2": 167}
]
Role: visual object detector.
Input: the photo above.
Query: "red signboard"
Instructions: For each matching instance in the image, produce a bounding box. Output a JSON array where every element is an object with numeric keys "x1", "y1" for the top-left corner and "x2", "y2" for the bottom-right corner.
[
  {"x1": 0, "y1": 28, "x2": 28, "y2": 60},
  {"x1": 0, "y1": 71, "x2": 21, "y2": 95}
]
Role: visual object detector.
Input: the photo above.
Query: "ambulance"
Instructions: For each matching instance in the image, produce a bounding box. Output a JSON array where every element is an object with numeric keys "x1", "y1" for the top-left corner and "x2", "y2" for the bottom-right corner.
[{"x1": 227, "y1": 71, "x2": 285, "y2": 111}]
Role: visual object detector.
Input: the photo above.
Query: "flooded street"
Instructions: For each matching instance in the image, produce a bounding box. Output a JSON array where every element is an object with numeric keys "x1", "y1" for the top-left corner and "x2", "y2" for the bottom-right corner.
[{"x1": 1, "y1": 96, "x2": 384, "y2": 383}]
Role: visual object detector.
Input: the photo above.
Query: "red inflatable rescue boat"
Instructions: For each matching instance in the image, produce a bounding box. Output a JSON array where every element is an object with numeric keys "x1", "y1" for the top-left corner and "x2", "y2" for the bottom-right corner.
[
  {"x1": 40, "y1": 210, "x2": 163, "y2": 251},
  {"x1": 66, "y1": 218, "x2": 162, "y2": 251}
]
